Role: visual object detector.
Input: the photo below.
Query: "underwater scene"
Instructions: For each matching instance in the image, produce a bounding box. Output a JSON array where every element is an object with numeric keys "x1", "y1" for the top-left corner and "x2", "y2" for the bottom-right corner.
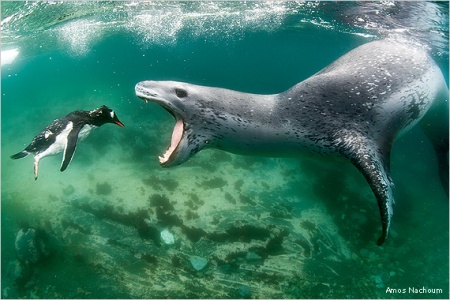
[{"x1": 1, "y1": 1, "x2": 449, "y2": 299}]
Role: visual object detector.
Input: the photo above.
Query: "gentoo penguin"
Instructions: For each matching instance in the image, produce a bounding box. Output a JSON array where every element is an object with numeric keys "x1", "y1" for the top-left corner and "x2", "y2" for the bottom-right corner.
[{"x1": 11, "y1": 105, "x2": 124, "y2": 180}]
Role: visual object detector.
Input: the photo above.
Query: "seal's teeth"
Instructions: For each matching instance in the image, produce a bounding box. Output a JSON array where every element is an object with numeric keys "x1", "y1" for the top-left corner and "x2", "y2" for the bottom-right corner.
[{"x1": 159, "y1": 154, "x2": 170, "y2": 164}]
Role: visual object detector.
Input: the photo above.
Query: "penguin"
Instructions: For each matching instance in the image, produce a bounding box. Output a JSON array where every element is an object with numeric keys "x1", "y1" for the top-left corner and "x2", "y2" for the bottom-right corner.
[{"x1": 11, "y1": 105, "x2": 124, "y2": 180}]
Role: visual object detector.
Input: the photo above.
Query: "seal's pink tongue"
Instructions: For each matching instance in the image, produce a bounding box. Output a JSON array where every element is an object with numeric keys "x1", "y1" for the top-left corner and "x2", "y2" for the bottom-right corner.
[{"x1": 159, "y1": 119, "x2": 183, "y2": 164}]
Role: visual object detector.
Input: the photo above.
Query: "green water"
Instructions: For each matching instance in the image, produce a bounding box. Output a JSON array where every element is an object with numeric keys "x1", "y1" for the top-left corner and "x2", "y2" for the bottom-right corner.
[{"x1": 1, "y1": 2, "x2": 449, "y2": 299}]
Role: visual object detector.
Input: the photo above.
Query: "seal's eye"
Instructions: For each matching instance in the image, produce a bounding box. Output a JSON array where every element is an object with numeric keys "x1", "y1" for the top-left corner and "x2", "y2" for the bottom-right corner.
[{"x1": 175, "y1": 88, "x2": 188, "y2": 98}]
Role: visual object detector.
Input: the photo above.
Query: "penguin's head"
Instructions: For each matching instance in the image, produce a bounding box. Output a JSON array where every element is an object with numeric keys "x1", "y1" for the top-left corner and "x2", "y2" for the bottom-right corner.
[{"x1": 90, "y1": 105, "x2": 124, "y2": 127}]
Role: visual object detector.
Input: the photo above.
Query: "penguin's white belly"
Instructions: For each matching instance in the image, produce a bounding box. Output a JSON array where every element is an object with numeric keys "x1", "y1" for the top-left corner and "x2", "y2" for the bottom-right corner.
[{"x1": 35, "y1": 122, "x2": 73, "y2": 161}]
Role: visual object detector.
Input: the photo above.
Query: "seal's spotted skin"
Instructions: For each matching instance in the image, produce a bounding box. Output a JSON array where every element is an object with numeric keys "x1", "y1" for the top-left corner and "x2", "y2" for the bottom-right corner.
[{"x1": 136, "y1": 39, "x2": 449, "y2": 245}]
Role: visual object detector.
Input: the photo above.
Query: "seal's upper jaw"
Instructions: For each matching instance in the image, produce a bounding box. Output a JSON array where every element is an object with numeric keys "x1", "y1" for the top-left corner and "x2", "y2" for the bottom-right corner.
[
  {"x1": 135, "y1": 81, "x2": 168, "y2": 105},
  {"x1": 135, "y1": 81, "x2": 187, "y2": 167}
]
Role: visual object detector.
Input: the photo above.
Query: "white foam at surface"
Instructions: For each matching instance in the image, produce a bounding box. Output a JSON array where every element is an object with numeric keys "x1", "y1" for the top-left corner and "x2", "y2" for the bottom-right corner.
[
  {"x1": 57, "y1": 19, "x2": 103, "y2": 56},
  {"x1": 1, "y1": 48, "x2": 19, "y2": 66}
]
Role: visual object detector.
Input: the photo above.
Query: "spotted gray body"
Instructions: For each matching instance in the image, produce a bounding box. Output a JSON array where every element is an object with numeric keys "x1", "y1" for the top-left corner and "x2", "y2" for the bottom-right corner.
[{"x1": 136, "y1": 39, "x2": 449, "y2": 245}]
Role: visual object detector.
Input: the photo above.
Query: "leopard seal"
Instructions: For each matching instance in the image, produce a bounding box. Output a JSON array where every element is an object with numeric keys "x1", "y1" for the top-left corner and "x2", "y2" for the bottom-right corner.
[{"x1": 135, "y1": 39, "x2": 449, "y2": 245}]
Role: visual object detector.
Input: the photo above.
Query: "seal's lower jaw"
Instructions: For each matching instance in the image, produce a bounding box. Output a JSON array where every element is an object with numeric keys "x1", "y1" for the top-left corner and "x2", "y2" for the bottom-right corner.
[{"x1": 159, "y1": 118, "x2": 184, "y2": 166}]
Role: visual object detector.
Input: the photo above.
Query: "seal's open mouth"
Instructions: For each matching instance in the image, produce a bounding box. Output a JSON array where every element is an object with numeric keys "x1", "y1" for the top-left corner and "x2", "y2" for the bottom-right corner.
[
  {"x1": 159, "y1": 117, "x2": 183, "y2": 165},
  {"x1": 135, "y1": 84, "x2": 185, "y2": 166}
]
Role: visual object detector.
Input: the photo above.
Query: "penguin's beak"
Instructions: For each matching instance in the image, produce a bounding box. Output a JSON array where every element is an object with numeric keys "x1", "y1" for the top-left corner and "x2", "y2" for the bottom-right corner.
[{"x1": 115, "y1": 120, "x2": 124, "y2": 127}]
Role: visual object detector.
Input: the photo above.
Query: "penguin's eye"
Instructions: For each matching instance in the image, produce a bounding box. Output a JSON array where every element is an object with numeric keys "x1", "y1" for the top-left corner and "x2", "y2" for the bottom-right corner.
[{"x1": 175, "y1": 88, "x2": 187, "y2": 98}]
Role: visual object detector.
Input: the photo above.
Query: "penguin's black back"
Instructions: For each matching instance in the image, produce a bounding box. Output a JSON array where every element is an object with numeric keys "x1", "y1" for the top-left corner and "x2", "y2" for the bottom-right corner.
[{"x1": 24, "y1": 111, "x2": 90, "y2": 154}]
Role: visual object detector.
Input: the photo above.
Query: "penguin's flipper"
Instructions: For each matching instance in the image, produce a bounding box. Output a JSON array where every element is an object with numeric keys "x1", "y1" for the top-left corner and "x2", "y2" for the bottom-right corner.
[
  {"x1": 60, "y1": 126, "x2": 82, "y2": 172},
  {"x1": 11, "y1": 151, "x2": 29, "y2": 159}
]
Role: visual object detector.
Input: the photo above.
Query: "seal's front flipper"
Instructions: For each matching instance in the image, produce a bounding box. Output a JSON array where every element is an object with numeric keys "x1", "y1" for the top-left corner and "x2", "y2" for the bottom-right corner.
[
  {"x1": 420, "y1": 81, "x2": 449, "y2": 195},
  {"x1": 355, "y1": 151, "x2": 394, "y2": 246},
  {"x1": 61, "y1": 126, "x2": 82, "y2": 172},
  {"x1": 335, "y1": 131, "x2": 394, "y2": 246},
  {"x1": 421, "y1": 123, "x2": 449, "y2": 195},
  {"x1": 435, "y1": 146, "x2": 449, "y2": 196},
  {"x1": 421, "y1": 108, "x2": 449, "y2": 195}
]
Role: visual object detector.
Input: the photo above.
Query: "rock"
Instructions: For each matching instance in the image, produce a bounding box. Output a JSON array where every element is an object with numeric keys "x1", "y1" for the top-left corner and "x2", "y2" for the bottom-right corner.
[
  {"x1": 238, "y1": 285, "x2": 252, "y2": 298},
  {"x1": 371, "y1": 275, "x2": 384, "y2": 289},
  {"x1": 350, "y1": 212, "x2": 367, "y2": 225},
  {"x1": 96, "y1": 182, "x2": 112, "y2": 195},
  {"x1": 245, "y1": 251, "x2": 262, "y2": 261},
  {"x1": 189, "y1": 256, "x2": 208, "y2": 271},
  {"x1": 63, "y1": 185, "x2": 75, "y2": 195},
  {"x1": 15, "y1": 228, "x2": 41, "y2": 264},
  {"x1": 6, "y1": 259, "x2": 31, "y2": 286},
  {"x1": 390, "y1": 229, "x2": 399, "y2": 239},
  {"x1": 359, "y1": 248, "x2": 369, "y2": 258},
  {"x1": 14, "y1": 227, "x2": 49, "y2": 265},
  {"x1": 7, "y1": 260, "x2": 24, "y2": 281},
  {"x1": 160, "y1": 229, "x2": 175, "y2": 245},
  {"x1": 2, "y1": 287, "x2": 10, "y2": 298}
]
